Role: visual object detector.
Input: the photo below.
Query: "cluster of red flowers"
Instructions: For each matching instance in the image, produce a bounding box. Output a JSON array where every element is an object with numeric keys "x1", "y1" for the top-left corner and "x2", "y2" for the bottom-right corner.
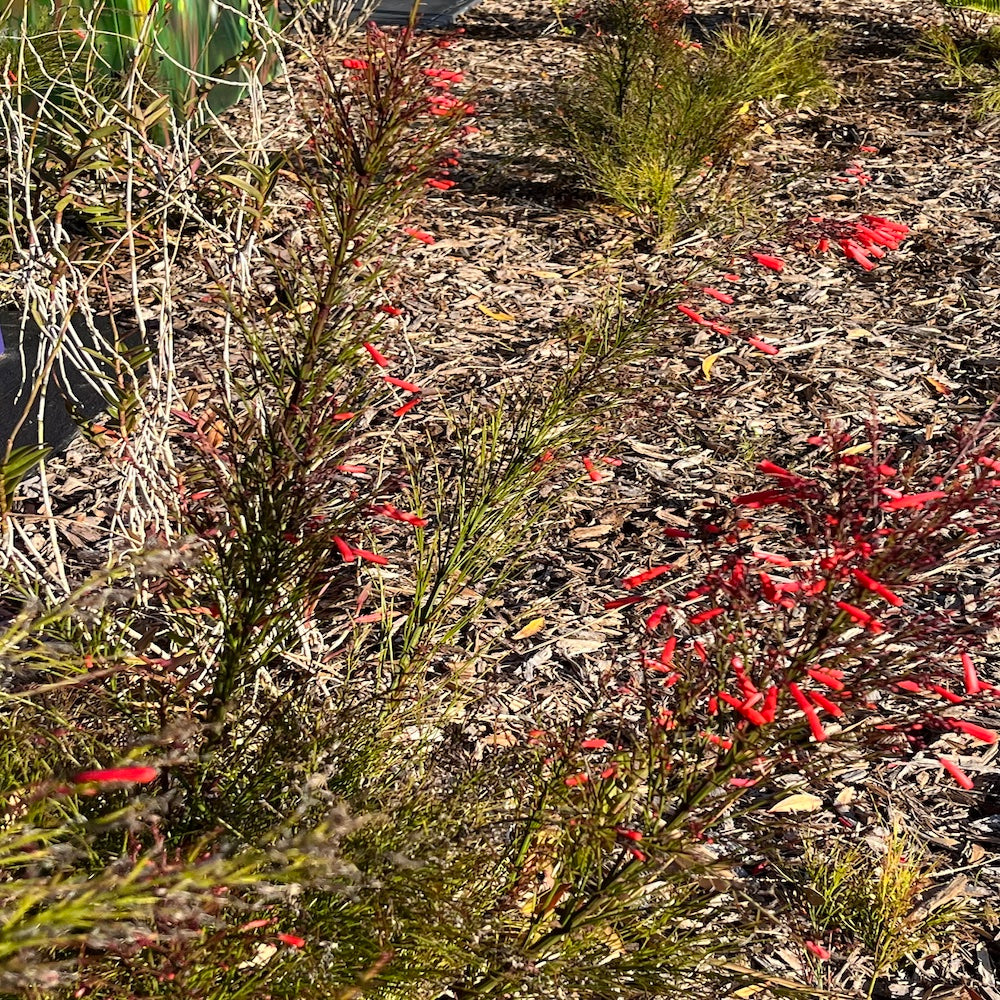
[
  {"x1": 595, "y1": 431, "x2": 1000, "y2": 792},
  {"x1": 674, "y1": 270, "x2": 780, "y2": 356},
  {"x1": 808, "y1": 214, "x2": 910, "y2": 272},
  {"x1": 832, "y1": 160, "x2": 872, "y2": 187}
]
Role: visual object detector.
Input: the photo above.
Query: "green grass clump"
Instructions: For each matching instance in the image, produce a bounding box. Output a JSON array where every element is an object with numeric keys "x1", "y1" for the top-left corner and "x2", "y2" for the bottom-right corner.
[
  {"x1": 778, "y1": 828, "x2": 973, "y2": 997},
  {"x1": 551, "y1": 3, "x2": 834, "y2": 239}
]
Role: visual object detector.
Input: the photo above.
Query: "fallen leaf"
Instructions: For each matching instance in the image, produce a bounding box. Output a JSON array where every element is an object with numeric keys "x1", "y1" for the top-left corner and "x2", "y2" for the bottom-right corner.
[
  {"x1": 923, "y1": 374, "x2": 952, "y2": 395},
  {"x1": 477, "y1": 304, "x2": 516, "y2": 322},
  {"x1": 834, "y1": 786, "x2": 855, "y2": 806},
  {"x1": 514, "y1": 617, "x2": 546, "y2": 640},
  {"x1": 769, "y1": 792, "x2": 823, "y2": 814},
  {"x1": 701, "y1": 347, "x2": 736, "y2": 380},
  {"x1": 481, "y1": 731, "x2": 518, "y2": 748}
]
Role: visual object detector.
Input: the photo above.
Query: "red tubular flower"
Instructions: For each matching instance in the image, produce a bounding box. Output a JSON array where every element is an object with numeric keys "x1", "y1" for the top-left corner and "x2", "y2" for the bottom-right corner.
[
  {"x1": 701, "y1": 286, "x2": 735, "y2": 304},
  {"x1": 804, "y1": 941, "x2": 831, "y2": 961},
  {"x1": 732, "y1": 489, "x2": 801, "y2": 509},
  {"x1": 581, "y1": 738, "x2": 611, "y2": 750},
  {"x1": 945, "y1": 719, "x2": 997, "y2": 744},
  {"x1": 384, "y1": 376, "x2": 422, "y2": 393},
  {"x1": 747, "y1": 337, "x2": 779, "y2": 355},
  {"x1": 660, "y1": 636, "x2": 677, "y2": 664},
  {"x1": 377, "y1": 304, "x2": 403, "y2": 317},
  {"x1": 703, "y1": 732, "x2": 732, "y2": 749},
  {"x1": 761, "y1": 685, "x2": 779, "y2": 722},
  {"x1": 622, "y1": 565, "x2": 672, "y2": 589},
  {"x1": 616, "y1": 827, "x2": 643, "y2": 841},
  {"x1": 927, "y1": 683, "x2": 964, "y2": 705},
  {"x1": 706, "y1": 320, "x2": 733, "y2": 336},
  {"x1": 938, "y1": 756, "x2": 974, "y2": 789},
  {"x1": 73, "y1": 766, "x2": 158, "y2": 785},
  {"x1": 582, "y1": 456, "x2": 602, "y2": 482},
  {"x1": 835, "y1": 600, "x2": 883, "y2": 633},
  {"x1": 604, "y1": 595, "x2": 647, "y2": 609},
  {"x1": 371, "y1": 503, "x2": 428, "y2": 528},
  {"x1": 753, "y1": 550, "x2": 792, "y2": 567},
  {"x1": 751, "y1": 252, "x2": 784, "y2": 271},
  {"x1": 426, "y1": 178, "x2": 456, "y2": 190},
  {"x1": 363, "y1": 341, "x2": 390, "y2": 366},
  {"x1": 239, "y1": 918, "x2": 275, "y2": 932},
  {"x1": 402, "y1": 227, "x2": 436, "y2": 244},
  {"x1": 879, "y1": 490, "x2": 947, "y2": 511},
  {"x1": 731, "y1": 656, "x2": 758, "y2": 698},
  {"x1": 676, "y1": 303, "x2": 707, "y2": 325},
  {"x1": 341, "y1": 58, "x2": 369, "y2": 70},
  {"x1": 806, "y1": 667, "x2": 845, "y2": 691},
  {"x1": 788, "y1": 683, "x2": 827, "y2": 741},
  {"x1": 277, "y1": 933, "x2": 306, "y2": 948},
  {"x1": 851, "y1": 568, "x2": 903, "y2": 606},
  {"x1": 352, "y1": 547, "x2": 389, "y2": 566},
  {"x1": 663, "y1": 527, "x2": 693, "y2": 539},
  {"x1": 689, "y1": 608, "x2": 724, "y2": 626},
  {"x1": 840, "y1": 239, "x2": 876, "y2": 270},
  {"x1": 645, "y1": 603, "x2": 670, "y2": 631},
  {"x1": 336, "y1": 464, "x2": 367, "y2": 474},
  {"x1": 961, "y1": 652, "x2": 980, "y2": 695},
  {"x1": 393, "y1": 398, "x2": 420, "y2": 417},
  {"x1": 564, "y1": 772, "x2": 589, "y2": 788},
  {"x1": 808, "y1": 689, "x2": 844, "y2": 718},
  {"x1": 333, "y1": 536, "x2": 355, "y2": 562},
  {"x1": 862, "y1": 214, "x2": 909, "y2": 235},
  {"x1": 718, "y1": 691, "x2": 767, "y2": 726}
]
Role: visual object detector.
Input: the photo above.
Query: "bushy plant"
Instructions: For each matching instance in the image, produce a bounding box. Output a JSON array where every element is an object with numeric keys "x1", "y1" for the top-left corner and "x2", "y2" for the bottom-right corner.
[
  {"x1": 778, "y1": 828, "x2": 973, "y2": 996},
  {"x1": 550, "y1": 1, "x2": 834, "y2": 237}
]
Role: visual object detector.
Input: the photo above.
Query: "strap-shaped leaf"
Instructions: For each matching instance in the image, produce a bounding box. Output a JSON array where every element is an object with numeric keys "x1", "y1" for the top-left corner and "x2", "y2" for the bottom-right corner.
[{"x1": 1, "y1": 444, "x2": 51, "y2": 504}]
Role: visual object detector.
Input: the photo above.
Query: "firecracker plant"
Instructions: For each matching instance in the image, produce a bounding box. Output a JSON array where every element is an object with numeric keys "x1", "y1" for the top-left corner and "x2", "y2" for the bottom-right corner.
[{"x1": 0, "y1": 3, "x2": 997, "y2": 999}]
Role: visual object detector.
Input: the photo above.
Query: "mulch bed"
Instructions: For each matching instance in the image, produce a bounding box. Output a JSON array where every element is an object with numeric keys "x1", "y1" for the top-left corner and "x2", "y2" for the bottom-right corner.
[{"x1": 14, "y1": 1, "x2": 1000, "y2": 995}]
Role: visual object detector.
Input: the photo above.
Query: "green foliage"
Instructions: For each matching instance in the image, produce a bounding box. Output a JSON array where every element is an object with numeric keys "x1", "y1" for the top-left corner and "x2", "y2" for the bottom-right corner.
[
  {"x1": 551, "y1": 5, "x2": 834, "y2": 238},
  {"x1": 919, "y1": 20, "x2": 1000, "y2": 114},
  {"x1": 779, "y1": 829, "x2": 973, "y2": 996},
  {"x1": 942, "y1": 0, "x2": 1000, "y2": 13},
  {"x1": 394, "y1": 291, "x2": 672, "y2": 681},
  {"x1": 2, "y1": 0, "x2": 283, "y2": 125}
]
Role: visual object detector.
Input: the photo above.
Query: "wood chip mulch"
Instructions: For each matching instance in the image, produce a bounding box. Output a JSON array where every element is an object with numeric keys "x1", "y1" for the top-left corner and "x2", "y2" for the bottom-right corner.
[{"x1": 17, "y1": 1, "x2": 1000, "y2": 995}]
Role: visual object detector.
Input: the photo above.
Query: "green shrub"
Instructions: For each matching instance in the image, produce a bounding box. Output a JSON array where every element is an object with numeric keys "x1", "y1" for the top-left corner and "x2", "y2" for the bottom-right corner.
[{"x1": 551, "y1": 2, "x2": 834, "y2": 238}]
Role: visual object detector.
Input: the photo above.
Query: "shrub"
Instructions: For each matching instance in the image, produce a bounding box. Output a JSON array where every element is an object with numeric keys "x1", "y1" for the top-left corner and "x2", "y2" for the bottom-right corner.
[
  {"x1": 778, "y1": 827, "x2": 973, "y2": 995},
  {"x1": 550, "y1": 2, "x2": 834, "y2": 238}
]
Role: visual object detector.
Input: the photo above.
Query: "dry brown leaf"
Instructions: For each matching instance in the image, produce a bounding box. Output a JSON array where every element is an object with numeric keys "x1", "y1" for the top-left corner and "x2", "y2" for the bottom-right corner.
[
  {"x1": 557, "y1": 637, "x2": 605, "y2": 655},
  {"x1": 481, "y1": 732, "x2": 518, "y2": 748},
  {"x1": 570, "y1": 523, "x2": 614, "y2": 540},
  {"x1": 923, "y1": 374, "x2": 953, "y2": 395}
]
